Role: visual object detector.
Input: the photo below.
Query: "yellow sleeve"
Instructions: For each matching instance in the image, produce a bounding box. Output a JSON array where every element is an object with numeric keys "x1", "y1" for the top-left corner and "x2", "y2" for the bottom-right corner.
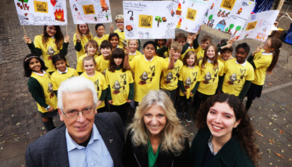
[
  {"x1": 90, "y1": 33, "x2": 93, "y2": 40},
  {"x1": 95, "y1": 57, "x2": 100, "y2": 71},
  {"x1": 219, "y1": 62, "x2": 224, "y2": 76},
  {"x1": 179, "y1": 67, "x2": 184, "y2": 81},
  {"x1": 100, "y1": 74, "x2": 107, "y2": 91},
  {"x1": 129, "y1": 55, "x2": 138, "y2": 70},
  {"x1": 73, "y1": 33, "x2": 77, "y2": 46},
  {"x1": 223, "y1": 61, "x2": 228, "y2": 74},
  {"x1": 160, "y1": 57, "x2": 169, "y2": 71},
  {"x1": 127, "y1": 70, "x2": 134, "y2": 83},
  {"x1": 76, "y1": 57, "x2": 84, "y2": 73},
  {"x1": 105, "y1": 70, "x2": 110, "y2": 86},
  {"x1": 254, "y1": 57, "x2": 271, "y2": 69},
  {"x1": 246, "y1": 65, "x2": 255, "y2": 81},
  {"x1": 197, "y1": 67, "x2": 202, "y2": 82},
  {"x1": 34, "y1": 35, "x2": 42, "y2": 49},
  {"x1": 51, "y1": 74, "x2": 58, "y2": 91}
]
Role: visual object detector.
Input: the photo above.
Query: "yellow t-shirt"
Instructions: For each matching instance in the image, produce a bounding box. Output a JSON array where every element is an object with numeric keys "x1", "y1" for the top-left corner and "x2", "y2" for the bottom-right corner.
[
  {"x1": 129, "y1": 50, "x2": 143, "y2": 61},
  {"x1": 76, "y1": 54, "x2": 99, "y2": 74},
  {"x1": 31, "y1": 72, "x2": 57, "y2": 113},
  {"x1": 252, "y1": 50, "x2": 273, "y2": 85},
  {"x1": 93, "y1": 34, "x2": 109, "y2": 48},
  {"x1": 34, "y1": 35, "x2": 63, "y2": 72},
  {"x1": 197, "y1": 60, "x2": 224, "y2": 95},
  {"x1": 114, "y1": 29, "x2": 127, "y2": 47},
  {"x1": 130, "y1": 55, "x2": 169, "y2": 102},
  {"x1": 160, "y1": 58, "x2": 183, "y2": 91},
  {"x1": 218, "y1": 55, "x2": 234, "y2": 65},
  {"x1": 51, "y1": 67, "x2": 78, "y2": 91},
  {"x1": 179, "y1": 65, "x2": 201, "y2": 99},
  {"x1": 194, "y1": 45, "x2": 204, "y2": 62},
  {"x1": 180, "y1": 47, "x2": 195, "y2": 60},
  {"x1": 73, "y1": 33, "x2": 93, "y2": 59},
  {"x1": 222, "y1": 59, "x2": 254, "y2": 96},
  {"x1": 105, "y1": 69, "x2": 134, "y2": 105},
  {"x1": 81, "y1": 71, "x2": 107, "y2": 109},
  {"x1": 95, "y1": 55, "x2": 110, "y2": 75}
]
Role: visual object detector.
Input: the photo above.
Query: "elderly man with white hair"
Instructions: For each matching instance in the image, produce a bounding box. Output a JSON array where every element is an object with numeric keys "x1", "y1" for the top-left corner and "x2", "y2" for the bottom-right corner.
[{"x1": 25, "y1": 77, "x2": 124, "y2": 167}]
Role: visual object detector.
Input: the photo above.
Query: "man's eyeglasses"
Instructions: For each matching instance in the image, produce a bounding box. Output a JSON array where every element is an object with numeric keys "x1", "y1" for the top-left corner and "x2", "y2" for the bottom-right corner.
[{"x1": 62, "y1": 106, "x2": 95, "y2": 119}]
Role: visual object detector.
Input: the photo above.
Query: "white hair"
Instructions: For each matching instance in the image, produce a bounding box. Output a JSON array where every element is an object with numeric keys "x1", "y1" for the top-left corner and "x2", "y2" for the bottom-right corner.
[{"x1": 57, "y1": 76, "x2": 98, "y2": 110}]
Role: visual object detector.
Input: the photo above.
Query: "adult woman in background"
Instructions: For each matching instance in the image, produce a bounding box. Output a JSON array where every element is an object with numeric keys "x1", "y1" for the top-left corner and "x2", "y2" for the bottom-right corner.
[
  {"x1": 123, "y1": 90, "x2": 190, "y2": 167},
  {"x1": 190, "y1": 94, "x2": 260, "y2": 167}
]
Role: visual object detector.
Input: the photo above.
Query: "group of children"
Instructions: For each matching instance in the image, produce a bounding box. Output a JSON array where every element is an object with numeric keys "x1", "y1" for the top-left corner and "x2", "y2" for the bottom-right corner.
[{"x1": 23, "y1": 14, "x2": 282, "y2": 131}]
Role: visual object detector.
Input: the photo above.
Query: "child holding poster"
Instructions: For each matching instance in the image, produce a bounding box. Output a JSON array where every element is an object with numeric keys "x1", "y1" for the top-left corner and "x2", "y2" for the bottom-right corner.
[
  {"x1": 193, "y1": 44, "x2": 224, "y2": 119},
  {"x1": 245, "y1": 38, "x2": 282, "y2": 111},
  {"x1": 123, "y1": 41, "x2": 175, "y2": 107},
  {"x1": 81, "y1": 56, "x2": 108, "y2": 112},
  {"x1": 155, "y1": 39, "x2": 168, "y2": 58},
  {"x1": 76, "y1": 40, "x2": 99, "y2": 75},
  {"x1": 24, "y1": 25, "x2": 70, "y2": 75},
  {"x1": 73, "y1": 24, "x2": 93, "y2": 60},
  {"x1": 24, "y1": 54, "x2": 57, "y2": 131},
  {"x1": 105, "y1": 48, "x2": 134, "y2": 125},
  {"x1": 110, "y1": 14, "x2": 127, "y2": 48},
  {"x1": 177, "y1": 51, "x2": 201, "y2": 123},
  {"x1": 160, "y1": 41, "x2": 183, "y2": 103},
  {"x1": 219, "y1": 43, "x2": 254, "y2": 101}
]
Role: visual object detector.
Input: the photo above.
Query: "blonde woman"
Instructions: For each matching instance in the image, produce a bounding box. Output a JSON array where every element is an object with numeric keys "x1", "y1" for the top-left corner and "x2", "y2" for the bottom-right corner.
[
  {"x1": 73, "y1": 24, "x2": 93, "y2": 59},
  {"x1": 123, "y1": 90, "x2": 190, "y2": 167}
]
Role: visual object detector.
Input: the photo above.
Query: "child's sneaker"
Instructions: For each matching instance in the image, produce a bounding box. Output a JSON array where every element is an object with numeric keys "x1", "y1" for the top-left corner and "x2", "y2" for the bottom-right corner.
[{"x1": 184, "y1": 112, "x2": 192, "y2": 123}]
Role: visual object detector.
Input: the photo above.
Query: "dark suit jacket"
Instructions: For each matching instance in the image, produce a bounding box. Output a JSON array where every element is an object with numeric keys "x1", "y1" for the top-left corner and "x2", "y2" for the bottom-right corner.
[
  {"x1": 123, "y1": 130, "x2": 190, "y2": 167},
  {"x1": 190, "y1": 127, "x2": 255, "y2": 167},
  {"x1": 26, "y1": 112, "x2": 125, "y2": 167}
]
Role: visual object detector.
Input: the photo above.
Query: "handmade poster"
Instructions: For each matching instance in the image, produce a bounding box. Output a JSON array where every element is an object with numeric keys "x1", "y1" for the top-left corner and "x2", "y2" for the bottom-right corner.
[
  {"x1": 14, "y1": 0, "x2": 67, "y2": 25},
  {"x1": 168, "y1": 0, "x2": 213, "y2": 33},
  {"x1": 123, "y1": 1, "x2": 177, "y2": 39},
  {"x1": 237, "y1": 10, "x2": 279, "y2": 42},
  {"x1": 69, "y1": 0, "x2": 112, "y2": 24},
  {"x1": 203, "y1": 0, "x2": 255, "y2": 38}
]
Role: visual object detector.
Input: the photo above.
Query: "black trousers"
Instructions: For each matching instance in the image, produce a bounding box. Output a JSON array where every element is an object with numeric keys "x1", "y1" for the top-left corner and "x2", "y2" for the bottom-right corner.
[
  {"x1": 178, "y1": 96, "x2": 191, "y2": 114},
  {"x1": 193, "y1": 91, "x2": 213, "y2": 116},
  {"x1": 110, "y1": 102, "x2": 129, "y2": 125}
]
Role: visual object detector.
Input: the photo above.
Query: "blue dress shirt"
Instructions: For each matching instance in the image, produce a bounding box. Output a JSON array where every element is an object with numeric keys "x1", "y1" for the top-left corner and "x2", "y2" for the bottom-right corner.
[{"x1": 65, "y1": 124, "x2": 114, "y2": 167}]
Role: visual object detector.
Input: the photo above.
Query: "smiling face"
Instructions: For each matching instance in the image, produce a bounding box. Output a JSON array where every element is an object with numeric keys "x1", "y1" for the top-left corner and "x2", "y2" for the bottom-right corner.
[
  {"x1": 79, "y1": 24, "x2": 88, "y2": 35},
  {"x1": 96, "y1": 25, "x2": 105, "y2": 37},
  {"x1": 59, "y1": 90, "x2": 97, "y2": 144},
  {"x1": 116, "y1": 19, "x2": 124, "y2": 30},
  {"x1": 173, "y1": 50, "x2": 181, "y2": 61},
  {"x1": 46, "y1": 26, "x2": 57, "y2": 37},
  {"x1": 206, "y1": 46, "x2": 215, "y2": 60},
  {"x1": 55, "y1": 59, "x2": 67, "y2": 72},
  {"x1": 143, "y1": 44, "x2": 156, "y2": 59},
  {"x1": 86, "y1": 44, "x2": 98, "y2": 56},
  {"x1": 29, "y1": 58, "x2": 41, "y2": 73},
  {"x1": 207, "y1": 102, "x2": 241, "y2": 140},
  {"x1": 221, "y1": 50, "x2": 232, "y2": 61},
  {"x1": 83, "y1": 60, "x2": 95, "y2": 75},
  {"x1": 157, "y1": 39, "x2": 166, "y2": 47},
  {"x1": 114, "y1": 57, "x2": 123, "y2": 66},
  {"x1": 235, "y1": 48, "x2": 248, "y2": 64},
  {"x1": 201, "y1": 40, "x2": 211, "y2": 50},
  {"x1": 177, "y1": 38, "x2": 186, "y2": 47},
  {"x1": 110, "y1": 36, "x2": 119, "y2": 48},
  {"x1": 129, "y1": 40, "x2": 138, "y2": 53},
  {"x1": 143, "y1": 104, "x2": 167, "y2": 136},
  {"x1": 100, "y1": 47, "x2": 112, "y2": 57},
  {"x1": 187, "y1": 54, "x2": 195, "y2": 66}
]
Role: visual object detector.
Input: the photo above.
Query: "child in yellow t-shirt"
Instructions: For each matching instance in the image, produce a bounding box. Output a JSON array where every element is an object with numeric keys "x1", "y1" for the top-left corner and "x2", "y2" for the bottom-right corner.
[
  {"x1": 105, "y1": 48, "x2": 134, "y2": 125},
  {"x1": 51, "y1": 54, "x2": 78, "y2": 96},
  {"x1": 128, "y1": 39, "x2": 143, "y2": 61},
  {"x1": 177, "y1": 51, "x2": 201, "y2": 123},
  {"x1": 218, "y1": 47, "x2": 234, "y2": 65},
  {"x1": 81, "y1": 56, "x2": 108, "y2": 112},
  {"x1": 219, "y1": 43, "x2": 254, "y2": 101},
  {"x1": 156, "y1": 33, "x2": 187, "y2": 58},
  {"x1": 124, "y1": 41, "x2": 175, "y2": 107},
  {"x1": 73, "y1": 24, "x2": 93, "y2": 60},
  {"x1": 76, "y1": 40, "x2": 99, "y2": 75},
  {"x1": 24, "y1": 54, "x2": 57, "y2": 131},
  {"x1": 23, "y1": 25, "x2": 70, "y2": 74},
  {"x1": 108, "y1": 33, "x2": 123, "y2": 50},
  {"x1": 193, "y1": 44, "x2": 224, "y2": 117},
  {"x1": 155, "y1": 39, "x2": 168, "y2": 58},
  {"x1": 180, "y1": 33, "x2": 197, "y2": 60},
  {"x1": 110, "y1": 14, "x2": 127, "y2": 48},
  {"x1": 95, "y1": 40, "x2": 112, "y2": 76},
  {"x1": 245, "y1": 38, "x2": 282, "y2": 111},
  {"x1": 94, "y1": 24, "x2": 109, "y2": 48},
  {"x1": 160, "y1": 41, "x2": 183, "y2": 103}
]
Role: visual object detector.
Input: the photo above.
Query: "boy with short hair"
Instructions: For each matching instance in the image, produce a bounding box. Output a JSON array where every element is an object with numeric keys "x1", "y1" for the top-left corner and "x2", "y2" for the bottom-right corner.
[
  {"x1": 160, "y1": 41, "x2": 183, "y2": 103},
  {"x1": 218, "y1": 47, "x2": 234, "y2": 65},
  {"x1": 95, "y1": 40, "x2": 112, "y2": 76},
  {"x1": 123, "y1": 41, "x2": 175, "y2": 107}
]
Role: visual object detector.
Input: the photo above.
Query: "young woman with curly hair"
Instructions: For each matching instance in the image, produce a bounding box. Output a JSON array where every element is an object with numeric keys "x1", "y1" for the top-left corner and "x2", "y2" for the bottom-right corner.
[
  {"x1": 123, "y1": 90, "x2": 190, "y2": 167},
  {"x1": 190, "y1": 93, "x2": 261, "y2": 167}
]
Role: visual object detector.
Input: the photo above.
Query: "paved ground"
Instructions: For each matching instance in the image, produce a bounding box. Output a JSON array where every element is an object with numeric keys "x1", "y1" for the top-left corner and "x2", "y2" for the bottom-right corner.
[{"x1": 0, "y1": 0, "x2": 291, "y2": 166}]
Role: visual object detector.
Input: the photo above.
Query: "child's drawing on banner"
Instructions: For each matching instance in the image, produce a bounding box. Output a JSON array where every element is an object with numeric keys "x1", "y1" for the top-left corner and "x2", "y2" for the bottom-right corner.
[
  {"x1": 123, "y1": 1, "x2": 177, "y2": 39},
  {"x1": 203, "y1": 0, "x2": 255, "y2": 39},
  {"x1": 14, "y1": 0, "x2": 67, "y2": 25},
  {"x1": 237, "y1": 10, "x2": 279, "y2": 42},
  {"x1": 69, "y1": 0, "x2": 112, "y2": 24}
]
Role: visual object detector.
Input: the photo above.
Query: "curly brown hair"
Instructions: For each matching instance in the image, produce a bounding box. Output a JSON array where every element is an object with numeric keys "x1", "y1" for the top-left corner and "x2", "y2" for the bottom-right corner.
[
  {"x1": 195, "y1": 94, "x2": 261, "y2": 166},
  {"x1": 42, "y1": 26, "x2": 64, "y2": 50}
]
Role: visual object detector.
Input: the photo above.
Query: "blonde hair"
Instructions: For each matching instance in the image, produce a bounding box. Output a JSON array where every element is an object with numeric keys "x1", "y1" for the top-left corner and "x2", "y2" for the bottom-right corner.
[
  {"x1": 171, "y1": 41, "x2": 182, "y2": 52},
  {"x1": 75, "y1": 24, "x2": 92, "y2": 40},
  {"x1": 82, "y1": 56, "x2": 96, "y2": 67},
  {"x1": 128, "y1": 39, "x2": 139, "y2": 45},
  {"x1": 115, "y1": 14, "x2": 124, "y2": 21},
  {"x1": 128, "y1": 90, "x2": 189, "y2": 156}
]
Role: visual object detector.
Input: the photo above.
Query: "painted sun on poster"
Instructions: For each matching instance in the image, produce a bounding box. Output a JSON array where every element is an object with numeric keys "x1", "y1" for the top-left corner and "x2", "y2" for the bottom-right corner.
[{"x1": 14, "y1": 0, "x2": 67, "y2": 25}]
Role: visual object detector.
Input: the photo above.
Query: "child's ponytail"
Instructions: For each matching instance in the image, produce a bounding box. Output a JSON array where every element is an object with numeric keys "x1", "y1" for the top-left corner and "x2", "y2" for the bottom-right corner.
[{"x1": 267, "y1": 38, "x2": 282, "y2": 72}]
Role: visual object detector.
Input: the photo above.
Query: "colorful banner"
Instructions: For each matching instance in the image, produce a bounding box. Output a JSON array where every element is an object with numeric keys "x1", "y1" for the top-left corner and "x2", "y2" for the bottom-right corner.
[
  {"x1": 69, "y1": 0, "x2": 112, "y2": 24},
  {"x1": 203, "y1": 0, "x2": 255, "y2": 37},
  {"x1": 237, "y1": 10, "x2": 279, "y2": 42},
  {"x1": 14, "y1": 0, "x2": 67, "y2": 25},
  {"x1": 123, "y1": 1, "x2": 177, "y2": 39}
]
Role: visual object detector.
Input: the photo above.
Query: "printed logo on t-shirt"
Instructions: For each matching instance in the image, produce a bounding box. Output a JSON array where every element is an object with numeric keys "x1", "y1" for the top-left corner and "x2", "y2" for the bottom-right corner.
[
  {"x1": 48, "y1": 82, "x2": 54, "y2": 98},
  {"x1": 202, "y1": 67, "x2": 219, "y2": 84},
  {"x1": 184, "y1": 72, "x2": 198, "y2": 89},
  {"x1": 112, "y1": 74, "x2": 127, "y2": 95},
  {"x1": 227, "y1": 69, "x2": 246, "y2": 85},
  {"x1": 46, "y1": 46, "x2": 56, "y2": 60},
  {"x1": 94, "y1": 79, "x2": 100, "y2": 97},
  {"x1": 163, "y1": 66, "x2": 180, "y2": 84},
  {"x1": 139, "y1": 66, "x2": 156, "y2": 85}
]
